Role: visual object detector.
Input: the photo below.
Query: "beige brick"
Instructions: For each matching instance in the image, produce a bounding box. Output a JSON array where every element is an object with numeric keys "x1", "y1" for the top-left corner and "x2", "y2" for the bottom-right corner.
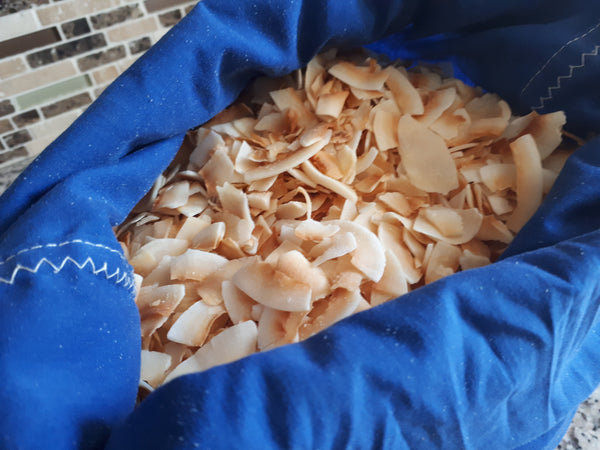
[
  {"x1": 0, "y1": 9, "x2": 40, "y2": 41},
  {"x1": 28, "y1": 109, "x2": 80, "y2": 142},
  {"x1": 36, "y1": 0, "x2": 121, "y2": 26},
  {"x1": 0, "y1": 61, "x2": 77, "y2": 99},
  {"x1": 116, "y1": 55, "x2": 141, "y2": 74},
  {"x1": 150, "y1": 28, "x2": 169, "y2": 45},
  {"x1": 92, "y1": 65, "x2": 119, "y2": 85},
  {"x1": 25, "y1": 135, "x2": 56, "y2": 157},
  {"x1": 106, "y1": 17, "x2": 158, "y2": 43},
  {"x1": 0, "y1": 57, "x2": 28, "y2": 81}
]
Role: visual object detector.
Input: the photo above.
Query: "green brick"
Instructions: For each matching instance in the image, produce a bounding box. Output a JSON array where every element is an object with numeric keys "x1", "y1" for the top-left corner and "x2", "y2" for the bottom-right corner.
[{"x1": 15, "y1": 75, "x2": 92, "y2": 110}]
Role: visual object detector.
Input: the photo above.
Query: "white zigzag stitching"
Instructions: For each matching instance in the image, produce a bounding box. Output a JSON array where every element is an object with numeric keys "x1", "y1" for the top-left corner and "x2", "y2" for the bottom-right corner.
[
  {"x1": 0, "y1": 255, "x2": 135, "y2": 289},
  {"x1": 520, "y1": 20, "x2": 600, "y2": 97},
  {"x1": 0, "y1": 239, "x2": 127, "y2": 266},
  {"x1": 532, "y1": 44, "x2": 600, "y2": 111}
]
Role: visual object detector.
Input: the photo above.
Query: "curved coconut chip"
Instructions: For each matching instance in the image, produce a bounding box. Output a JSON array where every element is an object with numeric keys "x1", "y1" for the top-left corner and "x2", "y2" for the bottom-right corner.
[
  {"x1": 384, "y1": 66, "x2": 424, "y2": 115},
  {"x1": 222, "y1": 280, "x2": 256, "y2": 324},
  {"x1": 328, "y1": 61, "x2": 388, "y2": 91},
  {"x1": 299, "y1": 289, "x2": 364, "y2": 340},
  {"x1": 232, "y1": 259, "x2": 312, "y2": 312},
  {"x1": 506, "y1": 134, "x2": 543, "y2": 232},
  {"x1": 165, "y1": 320, "x2": 257, "y2": 383},
  {"x1": 131, "y1": 238, "x2": 189, "y2": 276},
  {"x1": 244, "y1": 129, "x2": 332, "y2": 182},
  {"x1": 257, "y1": 307, "x2": 305, "y2": 351},
  {"x1": 170, "y1": 249, "x2": 228, "y2": 282},
  {"x1": 417, "y1": 87, "x2": 456, "y2": 127},
  {"x1": 413, "y1": 206, "x2": 483, "y2": 245},
  {"x1": 316, "y1": 90, "x2": 349, "y2": 119},
  {"x1": 425, "y1": 241, "x2": 462, "y2": 284},
  {"x1": 328, "y1": 220, "x2": 385, "y2": 282},
  {"x1": 167, "y1": 301, "x2": 227, "y2": 347},
  {"x1": 397, "y1": 115, "x2": 459, "y2": 194},
  {"x1": 459, "y1": 249, "x2": 490, "y2": 271},
  {"x1": 140, "y1": 350, "x2": 172, "y2": 387},
  {"x1": 137, "y1": 284, "x2": 185, "y2": 340}
]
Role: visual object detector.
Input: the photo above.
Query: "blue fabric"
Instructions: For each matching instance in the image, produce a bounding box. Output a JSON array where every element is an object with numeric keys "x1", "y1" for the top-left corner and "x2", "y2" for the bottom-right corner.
[{"x1": 0, "y1": 0, "x2": 599, "y2": 448}]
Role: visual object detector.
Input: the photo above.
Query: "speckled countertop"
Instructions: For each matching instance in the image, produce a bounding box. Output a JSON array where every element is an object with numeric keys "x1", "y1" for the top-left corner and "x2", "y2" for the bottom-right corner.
[{"x1": 0, "y1": 162, "x2": 598, "y2": 449}]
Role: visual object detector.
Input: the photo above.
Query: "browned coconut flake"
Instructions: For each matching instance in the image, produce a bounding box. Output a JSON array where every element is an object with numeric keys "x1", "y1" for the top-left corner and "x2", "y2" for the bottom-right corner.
[{"x1": 117, "y1": 49, "x2": 576, "y2": 391}]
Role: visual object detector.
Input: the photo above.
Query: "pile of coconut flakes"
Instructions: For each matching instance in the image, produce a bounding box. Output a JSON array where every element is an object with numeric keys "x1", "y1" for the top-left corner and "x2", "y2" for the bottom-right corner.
[{"x1": 116, "y1": 49, "x2": 572, "y2": 390}]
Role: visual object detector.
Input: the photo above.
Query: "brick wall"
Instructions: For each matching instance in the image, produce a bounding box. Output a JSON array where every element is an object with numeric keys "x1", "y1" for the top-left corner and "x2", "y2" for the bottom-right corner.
[{"x1": 0, "y1": 0, "x2": 199, "y2": 171}]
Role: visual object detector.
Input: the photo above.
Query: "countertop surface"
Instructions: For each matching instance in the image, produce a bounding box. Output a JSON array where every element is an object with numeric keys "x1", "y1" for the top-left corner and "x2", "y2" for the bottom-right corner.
[{"x1": 0, "y1": 162, "x2": 598, "y2": 449}]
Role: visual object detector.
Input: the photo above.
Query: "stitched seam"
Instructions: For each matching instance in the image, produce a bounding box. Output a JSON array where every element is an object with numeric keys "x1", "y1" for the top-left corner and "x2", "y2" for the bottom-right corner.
[
  {"x1": 0, "y1": 239, "x2": 127, "y2": 266},
  {"x1": 0, "y1": 255, "x2": 135, "y2": 288},
  {"x1": 520, "y1": 19, "x2": 600, "y2": 97},
  {"x1": 532, "y1": 44, "x2": 600, "y2": 110}
]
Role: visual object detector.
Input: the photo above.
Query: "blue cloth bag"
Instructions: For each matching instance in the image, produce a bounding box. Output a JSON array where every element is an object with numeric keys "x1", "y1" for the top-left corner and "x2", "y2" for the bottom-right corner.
[{"x1": 1, "y1": 1, "x2": 599, "y2": 448}]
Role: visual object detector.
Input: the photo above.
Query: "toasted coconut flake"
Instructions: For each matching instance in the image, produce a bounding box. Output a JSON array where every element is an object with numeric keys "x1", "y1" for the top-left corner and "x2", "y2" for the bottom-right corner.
[
  {"x1": 244, "y1": 129, "x2": 332, "y2": 182},
  {"x1": 276, "y1": 250, "x2": 329, "y2": 302},
  {"x1": 328, "y1": 61, "x2": 388, "y2": 91},
  {"x1": 377, "y1": 192, "x2": 411, "y2": 216},
  {"x1": 487, "y1": 194, "x2": 513, "y2": 216},
  {"x1": 465, "y1": 95, "x2": 511, "y2": 137},
  {"x1": 170, "y1": 249, "x2": 228, "y2": 282},
  {"x1": 269, "y1": 87, "x2": 316, "y2": 128},
  {"x1": 131, "y1": 239, "x2": 189, "y2": 276},
  {"x1": 316, "y1": 90, "x2": 349, "y2": 119},
  {"x1": 425, "y1": 241, "x2": 461, "y2": 284},
  {"x1": 140, "y1": 350, "x2": 172, "y2": 387},
  {"x1": 384, "y1": 66, "x2": 424, "y2": 115},
  {"x1": 192, "y1": 222, "x2": 226, "y2": 251},
  {"x1": 476, "y1": 216, "x2": 514, "y2": 244},
  {"x1": 459, "y1": 249, "x2": 490, "y2": 271},
  {"x1": 355, "y1": 146, "x2": 378, "y2": 175},
  {"x1": 311, "y1": 150, "x2": 344, "y2": 179},
  {"x1": 199, "y1": 146, "x2": 242, "y2": 195},
  {"x1": 312, "y1": 231, "x2": 357, "y2": 266},
  {"x1": 373, "y1": 250, "x2": 409, "y2": 301},
  {"x1": 305, "y1": 57, "x2": 325, "y2": 107},
  {"x1": 299, "y1": 289, "x2": 364, "y2": 340},
  {"x1": 232, "y1": 259, "x2": 312, "y2": 312},
  {"x1": 167, "y1": 301, "x2": 227, "y2": 347},
  {"x1": 295, "y1": 219, "x2": 340, "y2": 241},
  {"x1": 479, "y1": 163, "x2": 516, "y2": 192},
  {"x1": 276, "y1": 201, "x2": 308, "y2": 219},
  {"x1": 144, "y1": 256, "x2": 173, "y2": 286},
  {"x1": 430, "y1": 108, "x2": 470, "y2": 142},
  {"x1": 257, "y1": 307, "x2": 304, "y2": 351},
  {"x1": 417, "y1": 87, "x2": 456, "y2": 127},
  {"x1": 175, "y1": 215, "x2": 211, "y2": 242},
  {"x1": 329, "y1": 220, "x2": 385, "y2": 282},
  {"x1": 397, "y1": 115, "x2": 459, "y2": 194},
  {"x1": 217, "y1": 182, "x2": 252, "y2": 221},
  {"x1": 377, "y1": 222, "x2": 421, "y2": 284},
  {"x1": 177, "y1": 194, "x2": 209, "y2": 217},
  {"x1": 301, "y1": 160, "x2": 358, "y2": 202},
  {"x1": 530, "y1": 111, "x2": 566, "y2": 159},
  {"x1": 300, "y1": 123, "x2": 331, "y2": 147},
  {"x1": 542, "y1": 168, "x2": 558, "y2": 194},
  {"x1": 504, "y1": 111, "x2": 566, "y2": 159},
  {"x1": 372, "y1": 99, "x2": 401, "y2": 151},
  {"x1": 165, "y1": 320, "x2": 257, "y2": 382},
  {"x1": 506, "y1": 134, "x2": 543, "y2": 232},
  {"x1": 155, "y1": 181, "x2": 190, "y2": 209},
  {"x1": 222, "y1": 280, "x2": 256, "y2": 324},
  {"x1": 137, "y1": 284, "x2": 185, "y2": 339},
  {"x1": 414, "y1": 206, "x2": 483, "y2": 245},
  {"x1": 189, "y1": 128, "x2": 225, "y2": 168}
]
